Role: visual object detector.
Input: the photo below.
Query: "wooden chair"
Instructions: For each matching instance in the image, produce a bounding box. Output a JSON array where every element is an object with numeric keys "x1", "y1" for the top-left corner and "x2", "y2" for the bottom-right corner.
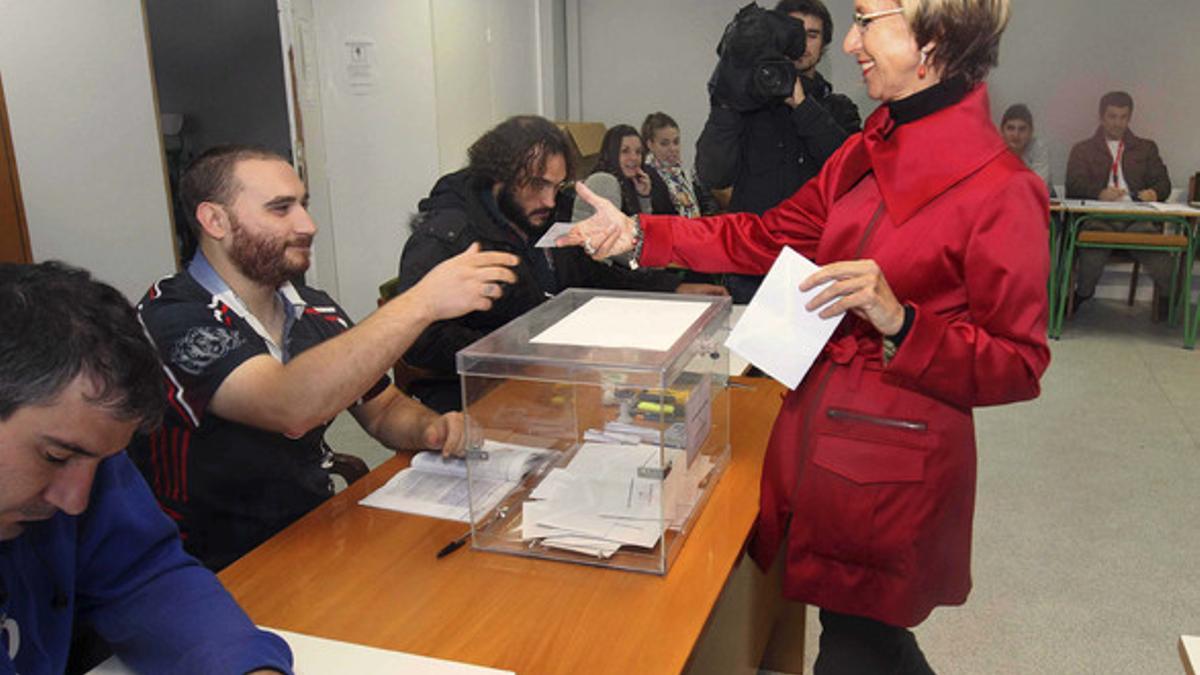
[
  {"x1": 377, "y1": 276, "x2": 453, "y2": 389},
  {"x1": 329, "y1": 450, "x2": 369, "y2": 485}
]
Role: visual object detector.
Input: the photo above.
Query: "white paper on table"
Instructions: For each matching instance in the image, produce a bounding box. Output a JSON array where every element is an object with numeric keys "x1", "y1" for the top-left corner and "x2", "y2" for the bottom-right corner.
[
  {"x1": 530, "y1": 297, "x2": 710, "y2": 351},
  {"x1": 725, "y1": 246, "x2": 842, "y2": 389},
  {"x1": 89, "y1": 628, "x2": 514, "y2": 674},
  {"x1": 533, "y1": 221, "x2": 578, "y2": 248},
  {"x1": 358, "y1": 469, "x2": 514, "y2": 523}
]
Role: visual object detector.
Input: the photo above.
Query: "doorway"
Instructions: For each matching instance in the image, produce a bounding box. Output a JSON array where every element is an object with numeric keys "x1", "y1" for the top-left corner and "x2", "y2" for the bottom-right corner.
[{"x1": 143, "y1": 0, "x2": 295, "y2": 264}]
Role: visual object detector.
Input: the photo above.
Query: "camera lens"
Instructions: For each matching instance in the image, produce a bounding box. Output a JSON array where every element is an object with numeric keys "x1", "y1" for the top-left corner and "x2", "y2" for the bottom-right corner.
[{"x1": 756, "y1": 64, "x2": 786, "y2": 90}]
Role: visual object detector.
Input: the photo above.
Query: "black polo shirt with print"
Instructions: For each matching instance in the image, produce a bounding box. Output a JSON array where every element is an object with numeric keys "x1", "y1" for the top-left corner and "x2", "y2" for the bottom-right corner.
[{"x1": 129, "y1": 264, "x2": 389, "y2": 571}]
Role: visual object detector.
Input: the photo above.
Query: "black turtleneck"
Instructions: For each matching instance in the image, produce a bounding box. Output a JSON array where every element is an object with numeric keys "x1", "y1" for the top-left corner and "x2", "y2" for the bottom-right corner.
[{"x1": 887, "y1": 75, "x2": 970, "y2": 127}]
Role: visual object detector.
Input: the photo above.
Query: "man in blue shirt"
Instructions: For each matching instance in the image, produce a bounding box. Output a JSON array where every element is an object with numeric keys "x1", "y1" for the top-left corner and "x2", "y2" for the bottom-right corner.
[{"x1": 0, "y1": 261, "x2": 291, "y2": 674}]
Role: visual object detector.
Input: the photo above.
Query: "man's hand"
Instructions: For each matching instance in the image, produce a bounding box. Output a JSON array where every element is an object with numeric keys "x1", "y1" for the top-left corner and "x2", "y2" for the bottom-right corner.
[
  {"x1": 408, "y1": 242, "x2": 519, "y2": 321},
  {"x1": 1098, "y1": 187, "x2": 1127, "y2": 201},
  {"x1": 784, "y1": 75, "x2": 806, "y2": 109},
  {"x1": 801, "y1": 260, "x2": 905, "y2": 336},
  {"x1": 632, "y1": 167, "x2": 653, "y2": 197},
  {"x1": 676, "y1": 283, "x2": 729, "y2": 297},
  {"x1": 556, "y1": 182, "x2": 637, "y2": 260},
  {"x1": 1137, "y1": 188, "x2": 1158, "y2": 202},
  {"x1": 424, "y1": 411, "x2": 466, "y2": 457}
]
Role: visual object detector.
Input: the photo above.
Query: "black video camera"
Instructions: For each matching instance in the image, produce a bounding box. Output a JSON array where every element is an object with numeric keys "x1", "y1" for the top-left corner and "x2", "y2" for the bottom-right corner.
[{"x1": 709, "y1": 3, "x2": 808, "y2": 112}]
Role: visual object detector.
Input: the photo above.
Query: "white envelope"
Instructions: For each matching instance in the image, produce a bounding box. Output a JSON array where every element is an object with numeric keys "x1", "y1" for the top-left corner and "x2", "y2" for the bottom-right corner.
[
  {"x1": 533, "y1": 221, "x2": 578, "y2": 248},
  {"x1": 725, "y1": 246, "x2": 842, "y2": 389}
]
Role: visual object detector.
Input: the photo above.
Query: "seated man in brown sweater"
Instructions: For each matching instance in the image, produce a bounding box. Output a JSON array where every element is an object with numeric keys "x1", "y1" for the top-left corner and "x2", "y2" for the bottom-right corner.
[{"x1": 1065, "y1": 90, "x2": 1172, "y2": 310}]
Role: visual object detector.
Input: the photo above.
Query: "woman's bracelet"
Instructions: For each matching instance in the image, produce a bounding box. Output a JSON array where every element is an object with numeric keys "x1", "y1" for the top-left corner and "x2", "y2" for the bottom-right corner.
[{"x1": 629, "y1": 215, "x2": 644, "y2": 270}]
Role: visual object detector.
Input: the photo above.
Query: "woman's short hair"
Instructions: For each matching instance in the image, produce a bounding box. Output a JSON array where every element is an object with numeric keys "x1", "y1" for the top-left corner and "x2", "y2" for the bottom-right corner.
[
  {"x1": 900, "y1": 0, "x2": 1010, "y2": 87},
  {"x1": 1001, "y1": 103, "x2": 1033, "y2": 128},
  {"x1": 640, "y1": 112, "x2": 678, "y2": 146}
]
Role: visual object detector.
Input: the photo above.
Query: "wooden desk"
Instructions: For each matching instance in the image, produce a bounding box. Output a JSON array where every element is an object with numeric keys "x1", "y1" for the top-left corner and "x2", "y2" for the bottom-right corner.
[{"x1": 220, "y1": 378, "x2": 792, "y2": 675}]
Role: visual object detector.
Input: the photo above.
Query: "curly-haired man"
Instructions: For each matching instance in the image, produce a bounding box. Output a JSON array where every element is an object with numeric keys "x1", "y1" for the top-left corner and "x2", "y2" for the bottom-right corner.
[{"x1": 396, "y1": 116, "x2": 719, "y2": 412}]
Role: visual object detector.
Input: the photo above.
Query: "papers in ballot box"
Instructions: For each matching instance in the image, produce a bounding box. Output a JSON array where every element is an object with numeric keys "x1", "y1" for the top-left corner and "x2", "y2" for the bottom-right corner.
[
  {"x1": 520, "y1": 442, "x2": 714, "y2": 559},
  {"x1": 725, "y1": 246, "x2": 841, "y2": 389}
]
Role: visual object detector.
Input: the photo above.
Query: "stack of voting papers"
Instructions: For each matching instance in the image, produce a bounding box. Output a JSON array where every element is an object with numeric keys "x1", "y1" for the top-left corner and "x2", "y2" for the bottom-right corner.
[
  {"x1": 520, "y1": 442, "x2": 711, "y2": 558},
  {"x1": 360, "y1": 441, "x2": 549, "y2": 523}
]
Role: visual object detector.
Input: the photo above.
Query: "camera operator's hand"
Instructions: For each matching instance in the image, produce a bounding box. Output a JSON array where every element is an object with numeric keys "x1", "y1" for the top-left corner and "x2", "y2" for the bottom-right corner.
[
  {"x1": 633, "y1": 167, "x2": 653, "y2": 197},
  {"x1": 784, "y1": 75, "x2": 806, "y2": 109}
]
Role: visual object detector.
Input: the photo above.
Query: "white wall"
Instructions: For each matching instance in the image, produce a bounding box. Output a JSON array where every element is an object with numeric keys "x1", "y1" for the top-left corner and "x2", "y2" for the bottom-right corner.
[
  {"x1": 308, "y1": 0, "x2": 552, "y2": 321},
  {"x1": 979, "y1": 0, "x2": 1200, "y2": 192},
  {"x1": 0, "y1": 0, "x2": 175, "y2": 301},
  {"x1": 431, "y1": 0, "x2": 545, "y2": 173},
  {"x1": 575, "y1": 1, "x2": 746, "y2": 170},
  {"x1": 575, "y1": 1, "x2": 1200, "y2": 188},
  {"x1": 309, "y1": 0, "x2": 443, "y2": 322}
]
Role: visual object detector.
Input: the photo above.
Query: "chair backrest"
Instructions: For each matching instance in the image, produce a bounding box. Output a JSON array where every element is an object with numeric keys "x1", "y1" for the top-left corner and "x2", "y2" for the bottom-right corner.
[{"x1": 1189, "y1": 172, "x2": 1199, "y2": 203}]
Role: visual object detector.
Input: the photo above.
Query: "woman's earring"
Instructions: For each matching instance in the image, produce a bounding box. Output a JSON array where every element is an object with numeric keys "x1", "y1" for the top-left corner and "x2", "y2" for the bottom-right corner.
[{"x1": 918, "y1": 50, "x2": 928, "y2": 79}]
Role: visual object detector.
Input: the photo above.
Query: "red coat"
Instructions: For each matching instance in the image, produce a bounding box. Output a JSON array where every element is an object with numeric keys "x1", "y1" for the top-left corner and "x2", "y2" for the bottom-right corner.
[{"x1": 640, "y1": 84, "x2": 1050, "y2": 627}]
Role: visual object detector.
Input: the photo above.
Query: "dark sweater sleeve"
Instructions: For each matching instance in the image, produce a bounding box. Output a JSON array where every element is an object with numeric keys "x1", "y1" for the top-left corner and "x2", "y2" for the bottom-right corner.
[
  {"x1": 1064, "y1": 142, "x2": 1102, "y2": 199},
  {"x1": 790, "y1": 97, "x2": 850, "y2": 169},
  {"x1": 396, "y1": 229, "x2": 486, "y2": 377},
  {"x1": 78, "y1": 454, "x2": 293, "y2": 674},
  {"x1": 1141, "y1": 140, "x2": 1172, "y2": 201},
  {"x1": 695, "y1": 104, "x2": 745, "y2": 190}
]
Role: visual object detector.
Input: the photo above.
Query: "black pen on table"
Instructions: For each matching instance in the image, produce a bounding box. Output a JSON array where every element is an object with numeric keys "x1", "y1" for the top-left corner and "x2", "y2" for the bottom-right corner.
[{"x1": 436, "y1": 529, "x2": 471, "y2": 559}]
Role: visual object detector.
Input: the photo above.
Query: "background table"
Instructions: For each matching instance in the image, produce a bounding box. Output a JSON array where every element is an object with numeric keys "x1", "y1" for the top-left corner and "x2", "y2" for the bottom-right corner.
[
  {"x1": 219, "y1": 378, "x2": 795, "y2": 675},
  {"x1": 1048, "y1": 200, "x2": 1200, "y2": 345}
]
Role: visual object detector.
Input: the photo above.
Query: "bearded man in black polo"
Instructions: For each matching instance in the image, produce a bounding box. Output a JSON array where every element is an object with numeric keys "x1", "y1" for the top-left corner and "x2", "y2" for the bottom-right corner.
[{"x1": 131, "y1": 145, "x2": 518, "y2": 570}]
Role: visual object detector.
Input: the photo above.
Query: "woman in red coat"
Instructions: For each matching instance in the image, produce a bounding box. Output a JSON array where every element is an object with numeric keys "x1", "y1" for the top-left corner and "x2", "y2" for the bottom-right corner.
[{"x1": 563, "y1": 0, "x2": 1049, "y2": 671}]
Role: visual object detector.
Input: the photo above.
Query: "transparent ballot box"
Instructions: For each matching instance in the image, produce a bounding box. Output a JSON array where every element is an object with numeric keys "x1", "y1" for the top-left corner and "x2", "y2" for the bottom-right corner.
[{"x1": 456, "y1": 289, "x2": 732, "y2": 575}]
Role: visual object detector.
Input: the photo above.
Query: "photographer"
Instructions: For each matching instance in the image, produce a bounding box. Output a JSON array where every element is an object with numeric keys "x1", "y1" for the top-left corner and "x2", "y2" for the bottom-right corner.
[{"x1": 697, "y1": 0, "x2": 860, "y2": 302}]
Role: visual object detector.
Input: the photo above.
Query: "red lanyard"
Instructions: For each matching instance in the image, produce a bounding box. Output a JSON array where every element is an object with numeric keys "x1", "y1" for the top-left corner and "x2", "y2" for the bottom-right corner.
[{"x1": 1110, "y1": 140, "x2": 1124, "y2": 187}]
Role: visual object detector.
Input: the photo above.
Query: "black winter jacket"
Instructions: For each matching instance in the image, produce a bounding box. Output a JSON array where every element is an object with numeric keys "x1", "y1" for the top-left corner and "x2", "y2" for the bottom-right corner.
[
  {"x1": 696, "y1": 71, "x2": 861, "y2": 215},
  {"x1": 395, "y1": 170, "x2": 682, "y2": 411}
]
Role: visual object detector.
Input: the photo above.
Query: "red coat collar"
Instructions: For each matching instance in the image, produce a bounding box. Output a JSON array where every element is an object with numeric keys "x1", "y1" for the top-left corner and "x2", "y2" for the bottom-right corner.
[{"x1": 855, "y1": 83, "x2": 1007, "y2": 225}]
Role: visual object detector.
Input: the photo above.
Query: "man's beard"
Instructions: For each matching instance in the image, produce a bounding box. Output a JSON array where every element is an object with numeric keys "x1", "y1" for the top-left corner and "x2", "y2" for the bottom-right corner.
[
  {"x1": 498, "y1": 186, "x2": 553, "y2": 234},
  {"x1": 228, "y1": 212, "x2": 312, "y2": 288}
]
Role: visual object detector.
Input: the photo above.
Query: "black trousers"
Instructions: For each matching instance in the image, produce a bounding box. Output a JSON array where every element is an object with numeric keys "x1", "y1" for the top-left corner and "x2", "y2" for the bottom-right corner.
[{"x1": 813, "y1": 609, "x2": 936, "y2": 675}]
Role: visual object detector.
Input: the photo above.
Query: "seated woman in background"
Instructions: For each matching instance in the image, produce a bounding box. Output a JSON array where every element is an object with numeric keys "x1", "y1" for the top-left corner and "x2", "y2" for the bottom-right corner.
[
  {"x1": 1000, "y1": 103, "x2": 1052, "y2": 194},
  {"x1": 641, "y1": 112, "x2": 719, "y2": 217},
  {"x1": 592, "y1": 125, "x2": 675, "y2": 216}
]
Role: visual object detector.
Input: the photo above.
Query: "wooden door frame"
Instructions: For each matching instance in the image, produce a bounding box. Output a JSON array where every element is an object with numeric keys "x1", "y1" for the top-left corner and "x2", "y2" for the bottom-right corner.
[{"x1": 0, "y1": 73, "x2": 33, "y2": 264}]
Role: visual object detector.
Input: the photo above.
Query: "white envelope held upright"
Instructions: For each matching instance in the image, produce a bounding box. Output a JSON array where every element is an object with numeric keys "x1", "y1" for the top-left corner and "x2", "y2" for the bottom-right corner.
[{"x1": 725, "y1": 246, "x2": 842, "y2": 389}]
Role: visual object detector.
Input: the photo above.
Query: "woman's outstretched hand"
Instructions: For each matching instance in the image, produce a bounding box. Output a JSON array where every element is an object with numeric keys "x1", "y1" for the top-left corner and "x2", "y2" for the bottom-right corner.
[{"x1": 555, "y1": 181, "x2": 637, "y2": 261}]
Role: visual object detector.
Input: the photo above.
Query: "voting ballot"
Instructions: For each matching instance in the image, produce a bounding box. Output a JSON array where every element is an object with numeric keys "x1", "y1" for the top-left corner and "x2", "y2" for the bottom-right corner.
[{"x1": 456, "y1": 289, "x2": 732, "y2": 574}]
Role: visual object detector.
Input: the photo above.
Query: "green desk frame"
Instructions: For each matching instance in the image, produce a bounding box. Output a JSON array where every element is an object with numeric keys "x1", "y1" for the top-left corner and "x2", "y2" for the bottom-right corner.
[{"x1": 1050, "y1": 209, "x2": 1198, "y2": 348}]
